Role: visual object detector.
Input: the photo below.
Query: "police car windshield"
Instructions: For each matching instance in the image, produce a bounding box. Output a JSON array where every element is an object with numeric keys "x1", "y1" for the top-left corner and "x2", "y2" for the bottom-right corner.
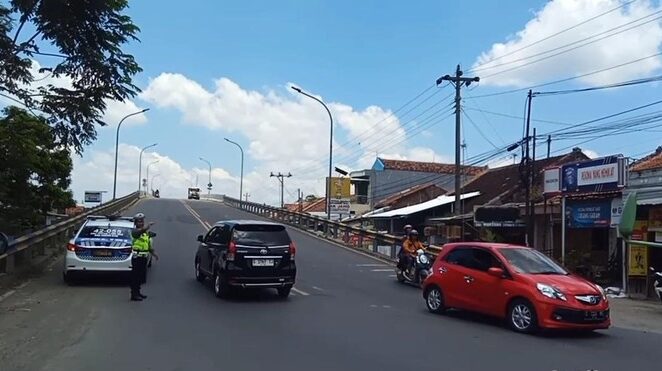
[
  {"x1": 233, "y1": 225, "x2": 290, "y2": 246},
  {"x1": 79, "y1": 226, "x2": 133, "y2": 239}
]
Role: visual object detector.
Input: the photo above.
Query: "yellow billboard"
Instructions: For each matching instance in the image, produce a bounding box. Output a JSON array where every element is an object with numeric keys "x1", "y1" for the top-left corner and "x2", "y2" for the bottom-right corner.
[
  {"x1": 327, "y1": 177, "x2": 351, "y2": 199},
  {"x1": 628, "y1": 245, "x2": 648, "y2": 277}
]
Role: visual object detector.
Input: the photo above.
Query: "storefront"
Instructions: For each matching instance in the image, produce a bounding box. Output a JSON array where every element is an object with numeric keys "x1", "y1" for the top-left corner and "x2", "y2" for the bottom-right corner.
[{"x1": 544, "y1": 155, "x2": 628, "y2": 287}]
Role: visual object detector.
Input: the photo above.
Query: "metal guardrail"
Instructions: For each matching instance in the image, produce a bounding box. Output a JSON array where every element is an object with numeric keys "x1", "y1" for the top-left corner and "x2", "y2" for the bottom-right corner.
[
  {"x1": 220, "y1": 196, "x2": 443, "y2": 261},
  {"x1": 0, "y1": 192, "x2": 141, "y2": 276}
]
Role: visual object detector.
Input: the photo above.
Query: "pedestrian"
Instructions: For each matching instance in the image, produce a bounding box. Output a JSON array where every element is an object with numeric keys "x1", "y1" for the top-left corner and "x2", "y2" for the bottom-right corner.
[{"x1": 130, "y1": 212, "x2": 159, "y2": 301}]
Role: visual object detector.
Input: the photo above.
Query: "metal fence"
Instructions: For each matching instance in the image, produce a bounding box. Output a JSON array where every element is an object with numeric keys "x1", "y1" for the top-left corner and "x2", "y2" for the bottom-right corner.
[
  {"x1": 0, "y1": 192, "x2": 140, "y2": 276},
  {"x1": 220, "y1": 196, "x2": 443, "y2": 261}
]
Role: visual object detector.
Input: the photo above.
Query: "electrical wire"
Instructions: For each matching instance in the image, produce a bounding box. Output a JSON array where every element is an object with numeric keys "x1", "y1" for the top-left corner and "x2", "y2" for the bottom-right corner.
[
  {"x1": 478, "y1": 10, "x2": 662, "y2": 77},
  {"x1": 461, "y1": 108, "x2": 500, "y2": 150},
  {"x1": 469, "y1": 0, "x2": 638, "y2": 71},
  {"x1": 466, "y1": 52, "x2": 662, "y2": 99}
]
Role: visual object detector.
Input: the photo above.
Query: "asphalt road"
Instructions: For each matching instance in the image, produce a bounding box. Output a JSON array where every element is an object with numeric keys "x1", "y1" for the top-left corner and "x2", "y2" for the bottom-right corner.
[{"x1": 1, "y1": 198, "x2": 661, "y2": 371}]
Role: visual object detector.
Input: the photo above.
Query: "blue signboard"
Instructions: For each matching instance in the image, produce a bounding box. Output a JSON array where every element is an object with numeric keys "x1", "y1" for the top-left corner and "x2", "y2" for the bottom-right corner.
[
  {"x1": 565, "y1": 200, "x2": 611, "y2": 228},
  {"x1": 561, "y1": 155, "x2": 626, "y2": 194}
]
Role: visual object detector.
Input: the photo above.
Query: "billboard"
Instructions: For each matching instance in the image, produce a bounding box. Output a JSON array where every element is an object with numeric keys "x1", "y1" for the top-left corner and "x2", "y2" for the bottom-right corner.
[
  {"x1": 84, "y1": 191, "x2": 102, "y2": 203},
  {"x1": 565, "y1": 200, "x2": 611, "y2": 228},
  {"x1": 329, "y1": 199, "x2": 350, "y2": 215},
  {"x1": 543, "y1": 167, "x2": 561, "y2": 194},
  {"x1": 561, "y1": 155, "x2": 627, "y2": 194},
  {"x1": 326, "y1": 177, "x2": 351, "y2": 199}
]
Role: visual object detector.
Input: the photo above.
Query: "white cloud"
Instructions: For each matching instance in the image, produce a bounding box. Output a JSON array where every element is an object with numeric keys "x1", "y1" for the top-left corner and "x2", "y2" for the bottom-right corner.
[
  {"x1": 474, "y1": 0, "x2": 662, "y2": 87},
  {"x1": 583, "y1": 149, "x2": 599, "y2": 159},
  {"x1": 0, "y1": 60, "x2": 147, "y2": 127},
  {"x1": 70, "y1": 144, "x2": 239, "y2": 203},
  {"x1": 102, "y1": 99, "x2": 148, "y2": 127},
  {"x1": 139, "y1": 73, "x2": 446, "y2": 204}
]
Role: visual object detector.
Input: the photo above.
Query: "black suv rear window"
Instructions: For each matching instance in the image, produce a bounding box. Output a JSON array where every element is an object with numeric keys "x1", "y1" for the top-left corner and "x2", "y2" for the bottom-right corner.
[{"x1": 233, "y1": 224, "x2": 291, "y2": 246}]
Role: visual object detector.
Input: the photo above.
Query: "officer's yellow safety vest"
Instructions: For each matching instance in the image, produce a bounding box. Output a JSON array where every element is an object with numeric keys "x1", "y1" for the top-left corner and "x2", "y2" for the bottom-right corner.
[{"x1": 132, "y1": 232, "x2": 151, "y2": 256}]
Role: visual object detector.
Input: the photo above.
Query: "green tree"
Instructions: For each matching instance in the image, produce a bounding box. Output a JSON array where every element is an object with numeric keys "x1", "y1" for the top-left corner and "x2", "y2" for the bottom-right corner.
[
  {"x1": 0, "y1": 107, "x2": 75, "y2": 235},
  {"x1": 0, "y1": 0, "x2": 142, "y2": 152}
]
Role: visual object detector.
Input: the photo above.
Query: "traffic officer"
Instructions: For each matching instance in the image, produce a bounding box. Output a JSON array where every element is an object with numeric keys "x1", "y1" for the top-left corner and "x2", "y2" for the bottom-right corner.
[{"x1": 130, "y1": 213, "x2": 158, "y2": 301}]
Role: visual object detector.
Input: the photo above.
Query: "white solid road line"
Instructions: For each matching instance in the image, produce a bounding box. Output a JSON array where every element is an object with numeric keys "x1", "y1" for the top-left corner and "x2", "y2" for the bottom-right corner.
[
  {"x1": 292, "y1": 287, "x2": 310, "y2": 296},
  {"x1": 180, "y1": 200, "x2": 212, "y2": 230},
  {"x1": 356, "y1": 264, "x2": 387, "y2": 267},
  {"x1": 0, "y1": 289, "x2": 16, "y2": 303},
  {"x1": 370, "y1": 269, "x2": 393, "y2": 272}
]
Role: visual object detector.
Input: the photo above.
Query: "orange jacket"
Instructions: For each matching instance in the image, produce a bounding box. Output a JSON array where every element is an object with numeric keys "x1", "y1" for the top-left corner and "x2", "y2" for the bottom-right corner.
[{"x1": 403, "y1": 239, "x2": 424, "y2": 255}]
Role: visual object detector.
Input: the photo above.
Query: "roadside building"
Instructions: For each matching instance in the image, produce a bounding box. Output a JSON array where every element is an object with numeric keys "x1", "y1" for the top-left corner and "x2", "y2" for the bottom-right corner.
[
  {"x1": 623, "y1": 146, "x2": 662, "y2": 296},
  {"x1": 350, "y1": 157, "x2": 484, "y2": 208}
]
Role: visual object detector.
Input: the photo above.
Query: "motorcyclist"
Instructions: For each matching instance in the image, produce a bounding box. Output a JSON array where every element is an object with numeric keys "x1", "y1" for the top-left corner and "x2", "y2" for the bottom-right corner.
[
  {"x1": 397, "y1": 225, "x2": 413, "y2": 271},
  {"x1": 402, "y1": 229, "x2": 425, "y2": 278}
]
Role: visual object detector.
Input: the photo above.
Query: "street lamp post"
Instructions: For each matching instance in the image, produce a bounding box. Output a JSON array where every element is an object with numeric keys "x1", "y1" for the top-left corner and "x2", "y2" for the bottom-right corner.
[
  {"x1": 291, "y1": 86, "x2": 333, "y2": 220},
  {"x1": 145, "y1": 160, "x2": 159, "y2": 194},
  {"x1": 112, "y1": 108, "x2": 150, "y2": 199},
  {"x1": 199, "y1": 157, "x2": 212, "y2": 195},
  {"x1": 224, "y1": 138, "x2": 244, "y2": 202},
  {"x1": 138, "y1": 143, "x2": 158, "y2": 193}
]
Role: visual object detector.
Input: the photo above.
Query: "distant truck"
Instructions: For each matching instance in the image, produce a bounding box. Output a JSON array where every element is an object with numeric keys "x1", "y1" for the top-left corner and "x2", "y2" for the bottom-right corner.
[{"x1": 188, "y1": 187, "x2": 200, "y2": 200}]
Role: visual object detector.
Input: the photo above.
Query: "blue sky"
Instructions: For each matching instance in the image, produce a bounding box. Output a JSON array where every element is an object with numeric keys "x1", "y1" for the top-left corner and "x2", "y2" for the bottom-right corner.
[{"x1": 27, "y1": 0, "x2": 662, "y2": 204}]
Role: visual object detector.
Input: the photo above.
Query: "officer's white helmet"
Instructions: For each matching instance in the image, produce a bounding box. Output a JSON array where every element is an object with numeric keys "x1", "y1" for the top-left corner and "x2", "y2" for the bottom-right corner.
[{"x1": 134, "y1": 213, "x2": 145, "y2": 221}]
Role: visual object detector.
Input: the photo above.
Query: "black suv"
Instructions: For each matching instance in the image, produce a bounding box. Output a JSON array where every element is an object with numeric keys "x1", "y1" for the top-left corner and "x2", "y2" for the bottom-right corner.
[{"x1": 194, "y1": 220, "x2": 296, "y2": 298}]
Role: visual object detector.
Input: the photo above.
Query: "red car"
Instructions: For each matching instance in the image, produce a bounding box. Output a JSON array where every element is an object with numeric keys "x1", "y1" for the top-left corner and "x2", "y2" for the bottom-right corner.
[{"x1": 422, "y1": 242, "x2": 610, "y2": 333}]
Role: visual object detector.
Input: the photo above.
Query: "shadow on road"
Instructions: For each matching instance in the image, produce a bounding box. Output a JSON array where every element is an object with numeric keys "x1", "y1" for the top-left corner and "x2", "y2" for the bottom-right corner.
[
  {"x1": 430, "y1": 309, "x2": 609, "y2": 340},
  {"x1": 63, "y1": 272, "x2": 132, "y2": 287},
  {"x1": 193, "y1": 279, "x2": 293, "y2": 304}
]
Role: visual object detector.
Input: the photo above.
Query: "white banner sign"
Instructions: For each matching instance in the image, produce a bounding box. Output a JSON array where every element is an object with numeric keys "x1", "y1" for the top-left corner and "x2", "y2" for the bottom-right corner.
[
  {"x1": 329, "y1": 199, "x2": 350, "y2": 215},
  {"x1": 543, "y1": 168, "x2": 561, "y2": 194},
  {"x1": 84, "y1": 191, "x2": 102, "y2": 203},
  {"x1": 578, "y1": 163, "x2": 619, "y2": 187},
  {"x1": 610, "y1": 197, "x2": 623, "y2": 227}
]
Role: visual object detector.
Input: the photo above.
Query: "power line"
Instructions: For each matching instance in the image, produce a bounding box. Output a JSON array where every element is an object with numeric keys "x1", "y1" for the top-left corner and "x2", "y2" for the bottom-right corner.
[
  {"x1": 478, "y1": 10, "x2": 662, "y2": 77},
  {"x1": 466, "y1": 51, "x2": 662, "y2": 99},
  {"x1": 463, "y1": 106, "x2": 573, "y2": 126},
  {"x1": 461, "y1": 108, "x2": 500, "y2": 150},
  {"x1": 535, "y1": 74, "x2": 662, "y2": 96},
  {"x1": 469, "y1": 0, "x2": 638, "y2": 71}
]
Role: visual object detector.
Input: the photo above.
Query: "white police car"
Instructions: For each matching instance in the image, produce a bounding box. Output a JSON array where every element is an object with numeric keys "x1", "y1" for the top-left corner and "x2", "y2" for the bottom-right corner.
[{"x1": 63, "y1": 215, "x2": 148, "y2": 283}]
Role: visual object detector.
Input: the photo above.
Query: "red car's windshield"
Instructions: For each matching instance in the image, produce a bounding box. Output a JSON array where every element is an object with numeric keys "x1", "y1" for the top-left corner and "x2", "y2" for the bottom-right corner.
[{"x1": 499, "y1": 248, "x2": 568, "y2": 275}]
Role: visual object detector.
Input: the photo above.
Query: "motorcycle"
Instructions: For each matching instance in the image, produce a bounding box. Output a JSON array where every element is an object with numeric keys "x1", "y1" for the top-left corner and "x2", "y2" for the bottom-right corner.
[
  {"x1": 396, "y1": 248, "x2": 432, "y2": 287},
  {"x1": 651, "y1": 267, "x2": 662, "y2": 303}
]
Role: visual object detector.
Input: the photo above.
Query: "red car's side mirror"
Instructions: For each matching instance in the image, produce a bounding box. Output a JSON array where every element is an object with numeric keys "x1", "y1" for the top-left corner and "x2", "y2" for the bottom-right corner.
[{"x1": 488, "y1": 267, "x2": 504, "y2": 278}]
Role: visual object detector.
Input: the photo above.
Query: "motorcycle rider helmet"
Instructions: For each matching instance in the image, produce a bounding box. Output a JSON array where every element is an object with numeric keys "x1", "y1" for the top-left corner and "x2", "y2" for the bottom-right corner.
[
  {"x1": 410, "y1": 229, "x2": 419, "y2": 236},
  {"x1": 134, "y1": 212, "x2": 145, "y2": 221},
  {"x1": 404, "y1": 224, "x2": 412, "y2": 231}
]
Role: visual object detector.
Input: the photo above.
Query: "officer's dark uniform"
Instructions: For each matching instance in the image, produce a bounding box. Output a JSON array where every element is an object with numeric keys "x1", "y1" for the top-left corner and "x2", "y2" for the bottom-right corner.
[{"x1": 130, "y1": 216, "x2": 153, "y2": 301}]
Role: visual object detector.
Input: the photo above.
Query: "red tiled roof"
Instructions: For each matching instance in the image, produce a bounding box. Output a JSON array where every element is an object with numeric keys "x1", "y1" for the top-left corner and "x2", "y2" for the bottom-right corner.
[
  {"x1": 374, "y1": 183, "x2": 446, "y2": 209},
  {"x1": 460, "y1": 149, "x2": 590, "y2": 211},
  {"x1": 379, "y1": 158, "x2": 486, "y2": 176},
  {"x1": 302, "y1": 198, "x2": 326, "y2": 213},
  {"x1": 631, "y1": 146, "x2": 662, "y2": 172}
]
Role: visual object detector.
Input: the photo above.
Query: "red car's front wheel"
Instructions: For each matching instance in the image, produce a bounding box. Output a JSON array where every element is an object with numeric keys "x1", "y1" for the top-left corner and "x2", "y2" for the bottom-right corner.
[{"x1": 508, "y1": 299, "x2": 539, "y2": 334}]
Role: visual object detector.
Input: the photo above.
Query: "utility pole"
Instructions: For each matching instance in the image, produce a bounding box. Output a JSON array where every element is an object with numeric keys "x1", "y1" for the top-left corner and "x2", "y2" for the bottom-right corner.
[
  {"x1": 546, "y1": 135, "x2": 552, "y2": 159},
  {"x1": 270, "y1": 172, "x2": 292, "y2": 208},
  {"x1": 437, "y1": 65, "x2": 479, "y2": 216},
  {"x1": 524, "y1": 90, "x2": 534, "y2": 247}
]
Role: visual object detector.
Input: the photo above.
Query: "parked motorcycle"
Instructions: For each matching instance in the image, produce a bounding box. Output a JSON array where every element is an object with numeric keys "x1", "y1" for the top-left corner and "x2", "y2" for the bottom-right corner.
[
  {"x1": 396, "y1": 248, "x2": 432, "y2": 287},
  {"x1": 651, "y1": 267, "x2": 662, "y2": 303}
]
